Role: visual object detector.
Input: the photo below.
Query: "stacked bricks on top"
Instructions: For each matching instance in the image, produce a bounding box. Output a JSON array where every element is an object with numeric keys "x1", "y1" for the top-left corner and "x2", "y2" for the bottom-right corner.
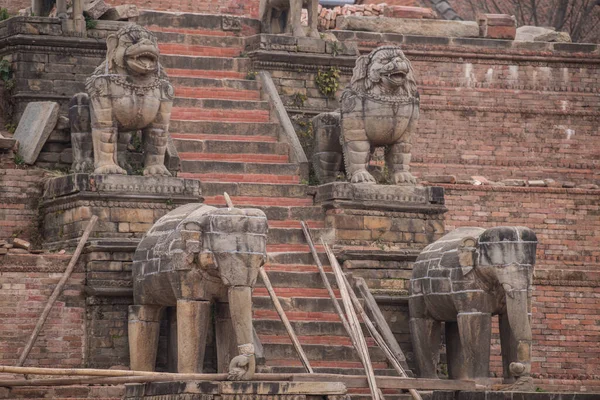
[{"x1": 136, "y1": 12, "x2": 406, "y2": 393}]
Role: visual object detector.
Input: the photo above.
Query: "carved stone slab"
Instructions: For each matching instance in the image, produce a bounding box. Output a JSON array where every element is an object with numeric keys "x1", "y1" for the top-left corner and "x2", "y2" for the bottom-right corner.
[
  {"x1": 124, "y1": 381, "x2": 347, "y2": 400},
  {"x1": 13, "y1": 101, "x2": 59, "y2": 164},
  {"x1": 43, "y1": 173, "x2": 201, "y2": 200},
  {"x1": 315, "y1": 182, "x2": 445, "y2": 211}
]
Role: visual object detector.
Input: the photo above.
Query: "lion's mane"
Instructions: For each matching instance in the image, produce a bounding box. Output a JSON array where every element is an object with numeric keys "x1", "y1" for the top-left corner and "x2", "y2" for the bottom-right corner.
[{"x1": 349, "y1": 46, "x2": 417, "y2": 98}]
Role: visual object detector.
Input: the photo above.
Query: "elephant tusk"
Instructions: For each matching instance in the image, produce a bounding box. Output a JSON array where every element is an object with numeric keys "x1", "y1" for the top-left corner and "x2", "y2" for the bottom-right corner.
[{"x1": 224, "y1": 192, "x2": 234, "y2": 209}]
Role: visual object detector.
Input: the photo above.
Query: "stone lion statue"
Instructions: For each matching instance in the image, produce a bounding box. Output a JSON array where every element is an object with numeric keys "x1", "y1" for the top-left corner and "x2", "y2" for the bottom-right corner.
[
  {"x1": 312, "y1": 46, "x2": 420, "y2": 185},
  {"x1": 70, "y1": 24, "x2": 174, "y2": 176},
  {"x1": 259, "y1": 0, "x2": 319, "y2": 38}
]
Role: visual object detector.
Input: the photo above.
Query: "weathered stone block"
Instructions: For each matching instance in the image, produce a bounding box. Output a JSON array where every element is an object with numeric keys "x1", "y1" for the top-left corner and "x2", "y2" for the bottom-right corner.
[
  {"x1": 100, "y1": 4, "x2": 139, "y2": 21},
  {"x1": 13, "y1": 101, "x2": 59, "y2": 164},
  {"x1": 335, "y1": 16, "x2": 479, "y2": 38}
]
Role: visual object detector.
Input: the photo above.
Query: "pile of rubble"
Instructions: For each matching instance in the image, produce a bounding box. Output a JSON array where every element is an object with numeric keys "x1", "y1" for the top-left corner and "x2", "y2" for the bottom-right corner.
[
  {"x1": 19, "y1": 0, "x2": 138, "y2": 21},
  {"x1": 304, "y1": 4, "x2": 436, "y2": 30},
  {"x1": 420, "y1": 175, "x2": 599, "y2": 189}
]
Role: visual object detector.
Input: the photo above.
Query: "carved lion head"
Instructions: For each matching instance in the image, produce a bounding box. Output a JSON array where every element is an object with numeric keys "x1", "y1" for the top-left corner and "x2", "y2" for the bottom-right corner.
[
  {"x1": 106, "y1": 24, "x2": 161, "y2": 76},
  {"x1": 350, "y1": 46, "x2": 417, "y2": 97}
]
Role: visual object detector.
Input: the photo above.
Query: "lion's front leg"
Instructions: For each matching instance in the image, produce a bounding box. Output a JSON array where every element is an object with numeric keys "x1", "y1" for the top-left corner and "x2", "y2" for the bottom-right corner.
[
  {"x1": 89, "y1": 79, "x2": 126, "y2": 175},
  {"x1": 386, "y1": 142, "x2": 416, "y2": 185}
]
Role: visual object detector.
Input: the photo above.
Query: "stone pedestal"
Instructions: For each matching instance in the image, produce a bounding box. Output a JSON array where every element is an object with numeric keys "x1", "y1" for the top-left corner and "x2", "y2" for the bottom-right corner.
[
  {"x1": 41, "y1": 173, "x2": 202, "y2": 249},
  {"x1": 124, "y1": 381, "x2": 347, "y2": 400},
  {"x1": 40, "y1": 173, "x2": 202, "y2": 368},
  {"x1": 315, "y1": 182, "x2": 446, "y2": 370}
]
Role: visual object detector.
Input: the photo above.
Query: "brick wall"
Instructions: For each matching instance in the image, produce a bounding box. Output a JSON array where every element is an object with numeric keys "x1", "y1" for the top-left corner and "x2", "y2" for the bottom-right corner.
[
  {"x1": 0, "y1": 167, "x2": 45, "y2": 242},
  {"x1": 255, "y1": 32, "x2": 600, "y2": 186},
  {"x1": 441, "y1": 185, "x2": 600, "y2": 382},
  {"x1": 0, "y1": 253, "x2": 85, "y2": 368}
]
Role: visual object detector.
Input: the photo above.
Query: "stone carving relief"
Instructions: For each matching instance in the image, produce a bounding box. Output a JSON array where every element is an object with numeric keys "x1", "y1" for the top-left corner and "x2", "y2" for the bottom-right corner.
[
  {"x1": 409, "y1": 226, "x2": 537, "y2": 391},
  {"x1": 129, "y1": 203, "x2": 268, "y2": 380},
  {"x1": 70, "y1": 24, "x2": 174, "y2": 176},
  {"x1": 312, "y1": 46, "x2": 420, "y2": 185},
  {"x1": 259, "y1": 0, "x2": 320, "y2": 38}
]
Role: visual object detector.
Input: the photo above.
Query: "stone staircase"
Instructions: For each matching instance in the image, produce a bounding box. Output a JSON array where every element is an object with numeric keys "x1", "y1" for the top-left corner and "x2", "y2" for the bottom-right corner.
[{"x1": 138, "y1": 11, "x2": 410, "y2": 397}]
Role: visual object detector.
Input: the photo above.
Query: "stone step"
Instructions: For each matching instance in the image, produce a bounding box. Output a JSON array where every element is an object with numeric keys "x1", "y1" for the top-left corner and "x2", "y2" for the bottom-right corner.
[
  {"x1": 259, "y1": 334, "x2": 376, "y2": 348},
  {"x1": 174, "y1": 86, "x2": 260, "y2": 101},
  {"x1": 167, "y1": 68, "x2": 246, "y2": 79},
  {"x1": 155, "y1": 31, "x2": 244, "y2": 47},
  {"x1": 180, "y1": 172, "x2": 301, "y2": 184},
  {"x1": 266, "y1": 227, "x2": 332, "y2": 245},
  {"x1": 259, "y1": 342, "x2": 388, "y2": 363},
  {"x1": 204, "y1": 195, "x2": 312, "y2": 207},
  {"x1": 170, "y1": 76, "x2": 259, "y2": 91},
  {"x1": 160, "y1": 43, "x2": 242, "y2": 57},
  {"x1": 179, "y1": 153, "x2": 288, "y2": 164},
  {"x1": 253, "y1": 295, "x2": 341, "y2": 315},
  {"x1": 138, "y1": 11, "x2": 261, "y2": 36},
  {"x1": 264, "y1": 359, "x2": 389, "y2": 371},
  {"x1": 171, "y1": 108, "x2": 270, "y2": 123},
  {"x1": 255, "y1": 269, "x2": 337, "y2": 289},
  {"x1": 161, "y1": 55, "x2": 250, "y2": 73},
  {"x1": 172, "y1": 133, "x2": 278, "y2": 143},
  {"x1": 267, "y1": 250, "x2": 329, "y2": 265},
  {"x1": 148, "y1": 25, "x2": 240, "y2": 37},
  {"x1": 254, "y1": 319, "x2": 349, "y2": 338},
  {"x1": 181, "y1": 160, "x2": 300, "y2": 176},
  {"x1": 200, "y1": 182, "x2": 308, "y2": 198},
  {"x1": 267, "y1": 366, "x2": 400, "y2": 377},
  {"x1": 170, "y1": 120, "x2": 279, "y2": 137},
  {"x1": 174, "y1": 139, "x2": 287, "y2": 156},
  {"x1": 173, "y1": 97, "x2": 269, "y2": 111}
]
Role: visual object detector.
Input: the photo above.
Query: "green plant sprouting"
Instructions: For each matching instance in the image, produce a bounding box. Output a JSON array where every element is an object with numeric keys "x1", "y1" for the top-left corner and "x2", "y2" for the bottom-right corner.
[
  {"x1": 85, "y1": 15, "x2": 97, "y2": 30},
  {"x1": 291, "y1": 92, "x2": 307, "y2": 108},
  {"x1": 315, "y1": 66, "x2": 340, "y2": 98}
]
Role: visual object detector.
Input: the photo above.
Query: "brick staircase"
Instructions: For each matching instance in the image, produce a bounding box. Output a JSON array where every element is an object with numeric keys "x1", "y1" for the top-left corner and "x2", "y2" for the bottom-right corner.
[{"x1": 139, "y1": 11, "x2": 410, "y2": 398}]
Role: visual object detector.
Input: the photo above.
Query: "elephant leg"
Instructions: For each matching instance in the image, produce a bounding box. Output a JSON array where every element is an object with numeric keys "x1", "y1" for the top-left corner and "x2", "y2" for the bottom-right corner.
[
  {"x1": 445, "y1": 321, "x2": 467, "y2": 379},
  {"x1": 409, "y1": 317, "x2": 441, "y2": 379},
  {"x1": 456, "y1": 312, "x2": 492, "y2": 379},
  {"x1": 227, "y1": 286, "x2": 256, "y2": 380},
  {"x1": 166, "y1": 307, "x2": 178, "y2": 372},
  {"x1": 128, "y1": 305, "x2": 162, "y2": 371},
  {"x1": 177, "y1": 299, "x2": 211, "y2": 373}
]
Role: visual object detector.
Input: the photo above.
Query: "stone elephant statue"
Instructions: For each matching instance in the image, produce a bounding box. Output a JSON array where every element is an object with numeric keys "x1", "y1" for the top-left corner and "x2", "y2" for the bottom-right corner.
[
  {"x1": 129, "y1": 203, "x2": 268, "y2": 380},
  {"x1": 259, "y1": 0, "x2": 320, "y2": 38},
  {"x1": 409, "y1": 226, "x2": 537, "y2": 391}
]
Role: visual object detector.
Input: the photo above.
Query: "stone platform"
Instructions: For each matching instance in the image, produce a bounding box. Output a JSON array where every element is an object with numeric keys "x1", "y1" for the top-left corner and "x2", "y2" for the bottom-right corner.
[
  {"x1": 40, "y1": 174, "x2": 202, "y2": 249},
  {"x1": 124, "y1": 381, "x2": 347, "y2": 400}
]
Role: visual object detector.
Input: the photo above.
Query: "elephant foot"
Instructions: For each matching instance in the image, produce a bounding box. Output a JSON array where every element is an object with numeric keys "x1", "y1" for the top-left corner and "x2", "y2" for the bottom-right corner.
[
  {"x1": 500, "y1": 376, "x2": 534, "y2": 392},
  {"x1": 143, "y1": 164, "x2": 172, "y2": 177},
  {"x1": 307, "y1": 28, "x2": 320, "y2": 39},
  {"x1": 95, "y1": 163, "x2": 127, "y2": 175},
  {"x1": 227, "y1": 354, "x2": 255, "y2": 381},
  {"x1": 393, "y1": 171, "x2": 417, "y2": 185},
  {"x1": 351, "y1": 170, "x2": 376, "y2": 184}
]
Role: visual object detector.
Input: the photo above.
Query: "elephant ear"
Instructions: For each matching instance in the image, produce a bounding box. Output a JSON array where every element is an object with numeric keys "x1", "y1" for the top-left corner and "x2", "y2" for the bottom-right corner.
[{"x1": 458, "y1": 237, "x2": 478, "y2": 276}]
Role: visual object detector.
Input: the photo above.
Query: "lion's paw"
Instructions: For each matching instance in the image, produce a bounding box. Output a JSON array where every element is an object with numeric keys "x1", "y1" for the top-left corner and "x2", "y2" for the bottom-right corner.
[
  {"x1": 143, "y1": 164, "x2": 172, "y2": 177},
  {"x1": 351, "y1": 170, "x2": 376, "y2": 184},
  {"x1": 95, "y1": 164, "x2": 127, "y2": 175},
  {"x1": 393, "y1": 172, "x2": 417, "y2": 185}
]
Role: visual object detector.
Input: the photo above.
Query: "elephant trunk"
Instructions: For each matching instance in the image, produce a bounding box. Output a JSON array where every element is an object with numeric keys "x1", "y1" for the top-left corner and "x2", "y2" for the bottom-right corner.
[
  {"x1": 227, "y1": 286, "x2": 256, "y2": 380},
  {"x1": 505, "y1": 288, "x2": 532, "y2": 377}
]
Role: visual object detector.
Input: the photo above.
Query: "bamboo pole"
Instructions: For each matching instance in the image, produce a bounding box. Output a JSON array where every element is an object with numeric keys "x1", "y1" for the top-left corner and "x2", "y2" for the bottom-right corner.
[
  {"x1": 341, "y1": 274, "x2": 423, "y2": 400},
  {"x1": 17, "y1": 216, "x2": 98, "y2": 367},
  {"x1": 324, "y1": 242, "x2": 382, "y2": 400},
  {"x1": 300, "y1": 222, "x2": 357, "y2": 347},
  {"x1": 258, "y1": 266, "x2": 314, "y2": 373}
]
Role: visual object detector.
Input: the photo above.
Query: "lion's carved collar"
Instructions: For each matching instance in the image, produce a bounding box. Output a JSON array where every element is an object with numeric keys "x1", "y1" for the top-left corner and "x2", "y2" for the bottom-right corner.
[{"x1": 342, "y1": 88, "x2": 420, "y2": 106}]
